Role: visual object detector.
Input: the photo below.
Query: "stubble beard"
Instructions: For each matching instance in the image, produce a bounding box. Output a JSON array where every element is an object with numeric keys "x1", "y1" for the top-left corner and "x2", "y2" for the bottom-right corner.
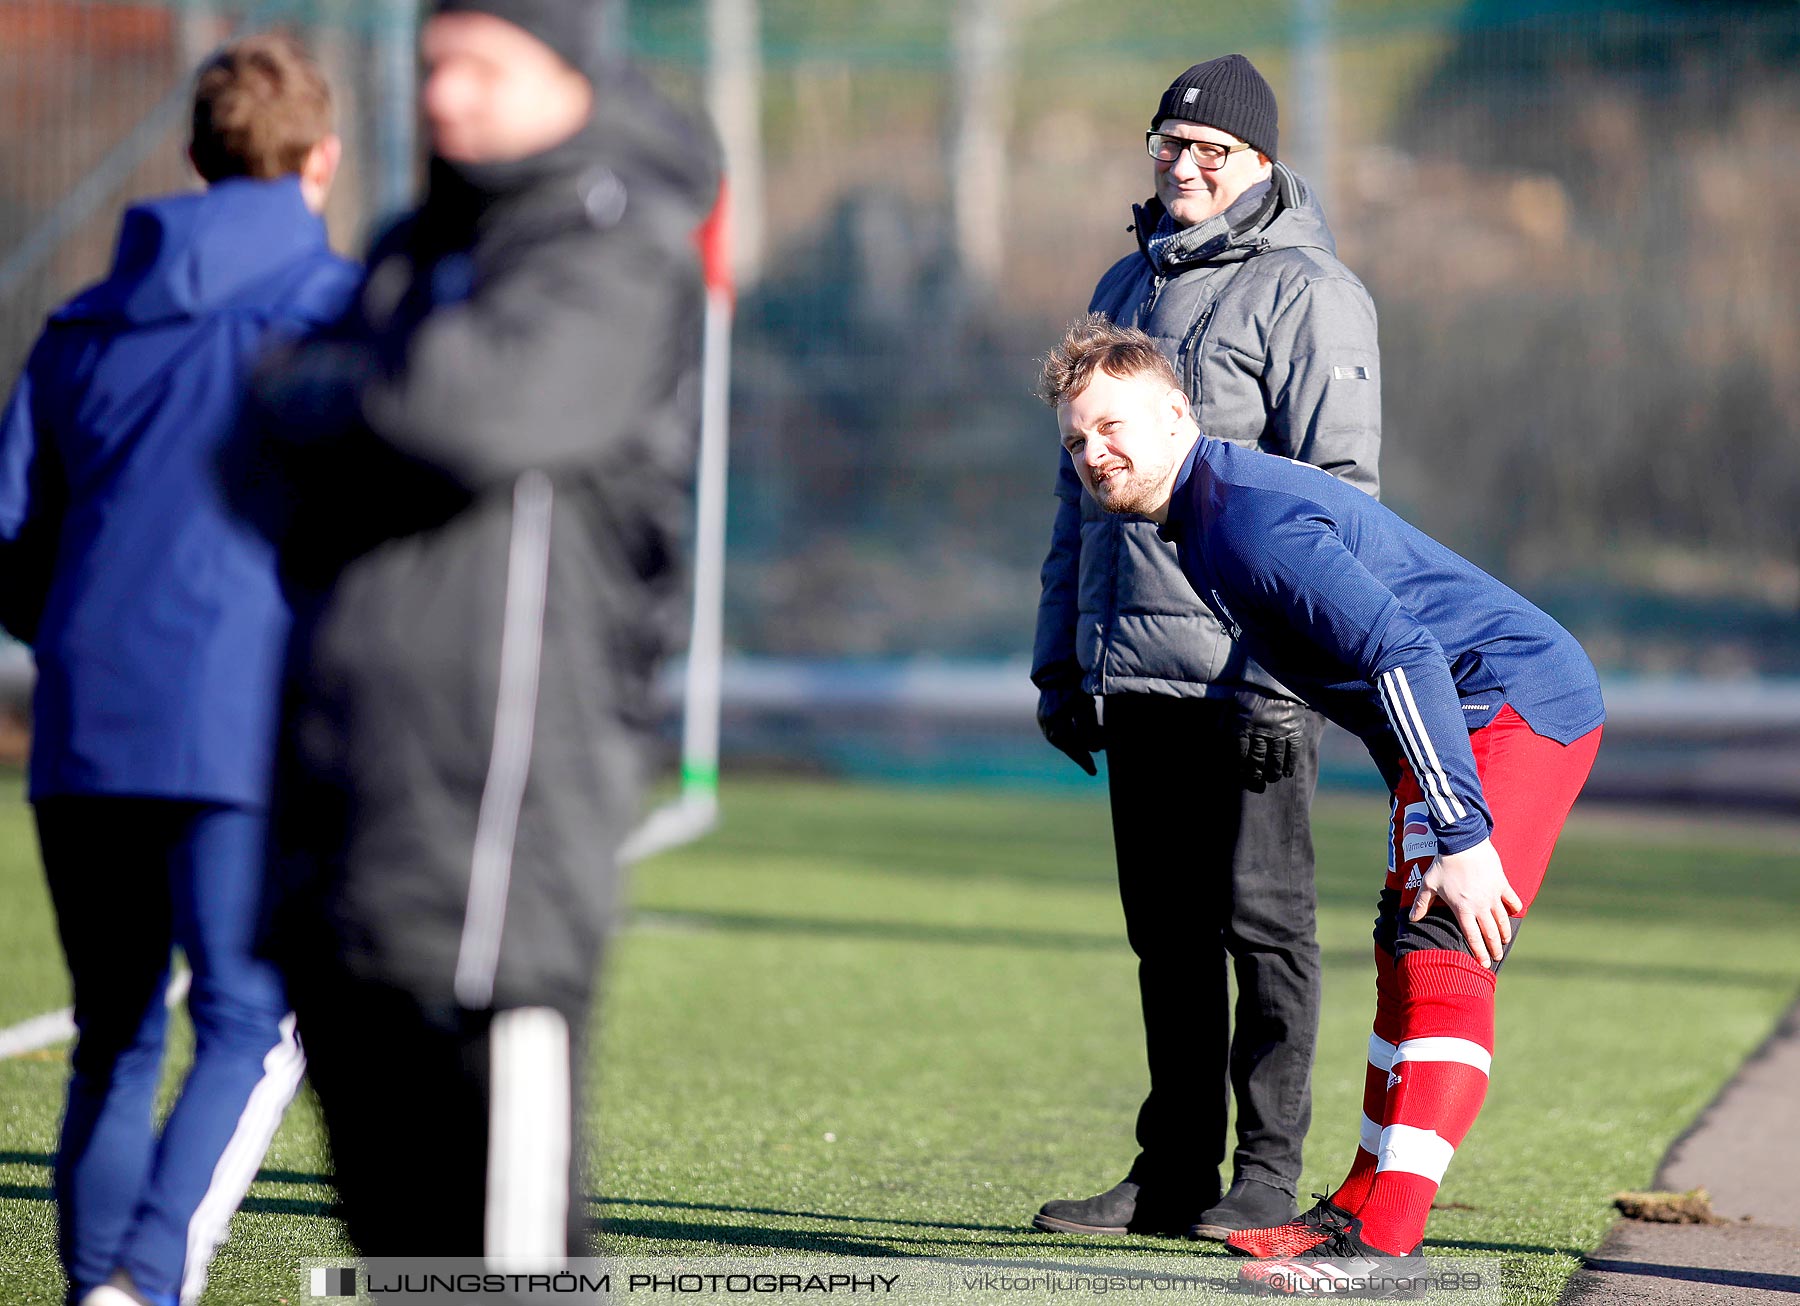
[{"x1": 1092, "y1": 467, "x2": 1162, "y2": 517}]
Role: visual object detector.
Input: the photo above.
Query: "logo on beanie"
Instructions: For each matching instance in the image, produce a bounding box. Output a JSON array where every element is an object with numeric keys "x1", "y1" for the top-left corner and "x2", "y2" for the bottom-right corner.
[{"x1": 1183, "y1": 87, "x2": 1199, "y2": 104}]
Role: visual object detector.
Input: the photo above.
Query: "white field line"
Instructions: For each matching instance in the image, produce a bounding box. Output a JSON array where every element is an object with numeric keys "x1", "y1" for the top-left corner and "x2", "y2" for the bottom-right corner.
[
  {"x1": 0, "y1": 794, "x2": 718, "y2": 1061},
  {"x1": 0, "y1": 967, "x2": 191, "y2": 1060},
  {"x1": 0, "y1": 1008, "x2": 75, "y2": 1059}
]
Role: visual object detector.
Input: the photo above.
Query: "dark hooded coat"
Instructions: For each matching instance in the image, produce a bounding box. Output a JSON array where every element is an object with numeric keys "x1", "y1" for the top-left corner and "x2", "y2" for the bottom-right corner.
[{"x1": 236, "y1": 70, "x2": 718, "y2": 1012}]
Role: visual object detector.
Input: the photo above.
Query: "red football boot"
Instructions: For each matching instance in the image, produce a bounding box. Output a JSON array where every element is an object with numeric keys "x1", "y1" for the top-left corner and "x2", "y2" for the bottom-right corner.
[
  {"x1": 1237, "y1": 1217, "x2": 1427, "y2": 1300},
  {"x1": 1225, "y1": 1193, "x2": 1355, "y2": 1259}
]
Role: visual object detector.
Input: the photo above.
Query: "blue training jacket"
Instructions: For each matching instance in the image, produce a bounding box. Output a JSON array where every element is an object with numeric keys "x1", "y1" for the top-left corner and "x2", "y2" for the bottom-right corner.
[
  {"x1": 1160, "y1": 437, "x2": 1606, "y2": 855},
  {"x1": 0, "y1": 176, "x2": 359, "y2": 807}
]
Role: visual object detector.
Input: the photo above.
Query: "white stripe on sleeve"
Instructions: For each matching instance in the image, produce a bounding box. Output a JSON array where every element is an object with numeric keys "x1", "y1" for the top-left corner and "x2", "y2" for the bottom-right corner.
[{"x1": 1379, "y1": 668, "x2": 1468, "y2": 826}]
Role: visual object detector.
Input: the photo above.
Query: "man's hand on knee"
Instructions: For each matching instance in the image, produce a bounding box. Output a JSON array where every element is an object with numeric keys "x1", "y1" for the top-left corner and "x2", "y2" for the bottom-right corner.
[{"x1": 1410, "y1": 837, "x2": 1522, "y2": 969}]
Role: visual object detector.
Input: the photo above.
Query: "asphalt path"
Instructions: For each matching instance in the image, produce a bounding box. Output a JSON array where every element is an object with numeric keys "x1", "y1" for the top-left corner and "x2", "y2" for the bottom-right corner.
[{"x1": 1559, "y1": 997, "x2": 1800, "y2": 1304}]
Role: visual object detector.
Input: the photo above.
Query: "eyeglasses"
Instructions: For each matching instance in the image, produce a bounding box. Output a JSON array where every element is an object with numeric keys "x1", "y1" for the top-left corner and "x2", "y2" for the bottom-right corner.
[{"x1": 1146, "y1": 131, "x2": 1254, "y2": 169}]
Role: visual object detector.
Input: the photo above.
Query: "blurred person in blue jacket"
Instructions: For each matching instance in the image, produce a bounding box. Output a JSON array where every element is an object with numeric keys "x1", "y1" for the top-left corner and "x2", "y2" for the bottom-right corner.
[{"x1": 0, "y1": 34, "x2": 357, "y2": 1306}]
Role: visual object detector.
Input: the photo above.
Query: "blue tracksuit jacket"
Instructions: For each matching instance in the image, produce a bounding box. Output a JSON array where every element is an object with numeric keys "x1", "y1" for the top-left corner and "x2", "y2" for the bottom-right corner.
[
  {"x1": 0, "y1": 176, "x2": 358, "y2": 807},
  {"x1": 1159, "y1": 436, "x2": 1606, "y2": 855}
]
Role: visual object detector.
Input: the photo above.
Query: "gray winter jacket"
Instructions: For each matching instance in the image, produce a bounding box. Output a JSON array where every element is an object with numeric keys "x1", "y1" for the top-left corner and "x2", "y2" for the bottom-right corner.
[{"x1": 1032, "y1": 163, "x2": 1381, "y2": 699}]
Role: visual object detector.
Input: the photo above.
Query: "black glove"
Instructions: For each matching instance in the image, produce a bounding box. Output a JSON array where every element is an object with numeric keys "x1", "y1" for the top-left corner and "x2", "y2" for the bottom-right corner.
[
  {"x1": 1037, "y1": 681, "x2": 1103, "y2": 777},
  {"x1": 1225, "y1": 690, "x2": 1309, "y2": 792}
]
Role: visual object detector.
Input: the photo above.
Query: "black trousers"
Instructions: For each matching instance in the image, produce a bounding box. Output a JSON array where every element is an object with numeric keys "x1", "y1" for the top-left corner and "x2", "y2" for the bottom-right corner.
[
  {"x1": 288, "y1": 963, "x2": 593, "y2": 1261},
  {"x1": 1104, "y1": 693, "x2": 1325, "y2": 1200}
]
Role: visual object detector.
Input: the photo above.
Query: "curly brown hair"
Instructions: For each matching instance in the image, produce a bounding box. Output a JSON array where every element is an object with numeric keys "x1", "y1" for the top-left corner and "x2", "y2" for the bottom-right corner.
[
  {"x1": 190, "y1": 32, "x2": 333, "y2": 183},
  {"x1": 1036, "y1": 314, "x2": 1181, "y2": 408}
]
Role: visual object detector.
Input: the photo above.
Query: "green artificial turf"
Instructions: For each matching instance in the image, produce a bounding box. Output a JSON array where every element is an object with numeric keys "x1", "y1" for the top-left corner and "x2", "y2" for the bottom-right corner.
[{"x1": 1, "y1": 774, "x2": 1797, "y2": 1304}]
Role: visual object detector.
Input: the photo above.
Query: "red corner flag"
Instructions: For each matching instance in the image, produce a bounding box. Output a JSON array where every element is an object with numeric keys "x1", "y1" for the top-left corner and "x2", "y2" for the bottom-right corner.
[{"x1": 695, "y1": 178, "x2": 733, "y2": 308}]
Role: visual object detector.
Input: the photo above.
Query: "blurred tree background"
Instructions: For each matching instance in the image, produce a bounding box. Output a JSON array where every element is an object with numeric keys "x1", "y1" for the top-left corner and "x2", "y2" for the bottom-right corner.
[
  {"x1": 3, "y1": 0, "x2": 1797, "y2": 678},
  {"x1": 647, "y1": 0, "x2": 1800, "y2": 677}
]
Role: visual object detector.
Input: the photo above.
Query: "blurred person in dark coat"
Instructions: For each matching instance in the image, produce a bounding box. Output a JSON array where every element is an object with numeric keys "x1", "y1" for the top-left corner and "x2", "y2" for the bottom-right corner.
[
  {"x1": 1031, "y1": 54, "x2": 1382, "y2": 1241},
  {"x1": 0, "y1": 34, "x2": 355, "y2": 1306},
  {"x1": 231, "y1": 0, "x2": 718, "y2": 1262}
]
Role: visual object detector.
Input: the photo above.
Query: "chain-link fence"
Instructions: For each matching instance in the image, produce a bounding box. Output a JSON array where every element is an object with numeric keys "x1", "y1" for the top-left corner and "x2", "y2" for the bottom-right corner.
[
  {"x1": 0, "y1": 1, "x2": 419, "y2": 379},
  {"x1": 675, "y1": 0, "x2": 1800, "y2": 679},
  {"x1": 4, "y1": 0, "x2": 1799, "y2": 682}
]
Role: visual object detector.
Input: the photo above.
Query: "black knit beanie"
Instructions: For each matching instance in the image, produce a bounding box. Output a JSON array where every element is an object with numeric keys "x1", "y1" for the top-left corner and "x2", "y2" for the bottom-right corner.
[
  {"x1": 432, "y1": 0, "x2": 609, "y2": 82},
  {"x1": 1151, "y1": 54, "x2": 1278, "y2": 160}
]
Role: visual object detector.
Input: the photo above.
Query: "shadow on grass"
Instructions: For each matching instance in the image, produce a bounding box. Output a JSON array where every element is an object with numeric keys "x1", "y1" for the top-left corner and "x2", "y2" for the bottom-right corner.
[
  {"x1": 243, "y1": 1167, "x2": 338, "y2": 1218},
  {"x1": 0, "y1": 1156, "x2": 329, "y2": 1183},
  {"x1": 590, "y1": 1200, "x2": 1220, "y2": 1259},
  {"x1": 630, "y1": 910, "x2": 1120, "y2": 955},
  {"x1": 629, "y1": 910, "x2": 1799, "y2": 991},
  {"x1": 591, "y1": 1195, "x2": 1021, "y2": 1235},
  {"x1": 1581, "y1": 1257, "x2": 1800, "y2": 1294},
  {"x1": 0, "y1": 1153, "x2": 333, "y2": 1212},
  {"x1": 240, "y1": 1194, "x2": 339, "y2": 1218},
  {"x1": 592, "y1": 1216, "x2": 1214, "y2": 1258},
  {"x1": 1, "y1": 1152, "x2": 53, "y2": 1205},
  {"x1": 255, "y1": 1168, "x2": 333, "y2": 1186},
  {"x1": 0, "y1": 1188, "x2": 334, "y2": 1218},
  {"x1": 589, "y1": 1215, "x2": 907, "y2": 1256},
  {"x1": 1430, "y1": 1237, "x2": 1584, "y2": 1257}
]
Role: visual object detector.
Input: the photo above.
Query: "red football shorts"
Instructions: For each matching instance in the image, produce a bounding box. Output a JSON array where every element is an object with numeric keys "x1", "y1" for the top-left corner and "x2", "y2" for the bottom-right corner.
[{"x1": 1386, "y1": 704, "x2": 1603, "y2": 917}]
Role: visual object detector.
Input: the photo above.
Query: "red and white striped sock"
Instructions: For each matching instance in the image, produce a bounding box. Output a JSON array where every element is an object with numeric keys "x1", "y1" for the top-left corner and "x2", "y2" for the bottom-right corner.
[
  {"x1": 1326, "y1": 948, "x2": 1403, "y2": 1215},
  {"x1": 1355, "y1": 949, "x2": 1497, "y2": 1254}
]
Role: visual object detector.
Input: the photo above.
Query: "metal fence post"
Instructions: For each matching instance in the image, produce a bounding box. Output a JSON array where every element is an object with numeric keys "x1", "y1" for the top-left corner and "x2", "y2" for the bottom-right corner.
[{"x1": 377, "y1": 0, "x2": 418, "y2": 222}]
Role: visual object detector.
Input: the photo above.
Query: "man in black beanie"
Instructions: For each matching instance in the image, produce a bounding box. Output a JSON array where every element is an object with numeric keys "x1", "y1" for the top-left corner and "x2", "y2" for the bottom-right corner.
[
  {"x1": 1031, "y1": 52, "x2": 1382, "y2": 1242},
  {"x1": 432, "y1": 0, "x2": 610, "y2": 78},
  {"x1": 233, "y1": 0, "x2": 718, "y2": 1263}
]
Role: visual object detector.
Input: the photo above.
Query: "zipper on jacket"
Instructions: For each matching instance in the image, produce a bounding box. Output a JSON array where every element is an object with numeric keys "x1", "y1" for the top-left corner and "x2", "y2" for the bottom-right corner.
[
  {"x1": 1182, "y1": 302, "x2": 1218, "y2": 402},
  {"x1": 1142, "y1": 273, "x2": 1167, "y2": 319}
]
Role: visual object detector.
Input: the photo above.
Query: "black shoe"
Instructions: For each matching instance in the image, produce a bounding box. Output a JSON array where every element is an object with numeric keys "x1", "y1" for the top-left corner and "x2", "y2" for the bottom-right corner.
[
  {"x1": 1237, "y1": 1217, "x2": 1427, "y2": 1299},
  {"x1": 1188, "y1": 1177, "x2": 1299, "y2": 1241},
  {"x1": 1032, "y1": 1177, "x2": 1215, "y2": 1237}
]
